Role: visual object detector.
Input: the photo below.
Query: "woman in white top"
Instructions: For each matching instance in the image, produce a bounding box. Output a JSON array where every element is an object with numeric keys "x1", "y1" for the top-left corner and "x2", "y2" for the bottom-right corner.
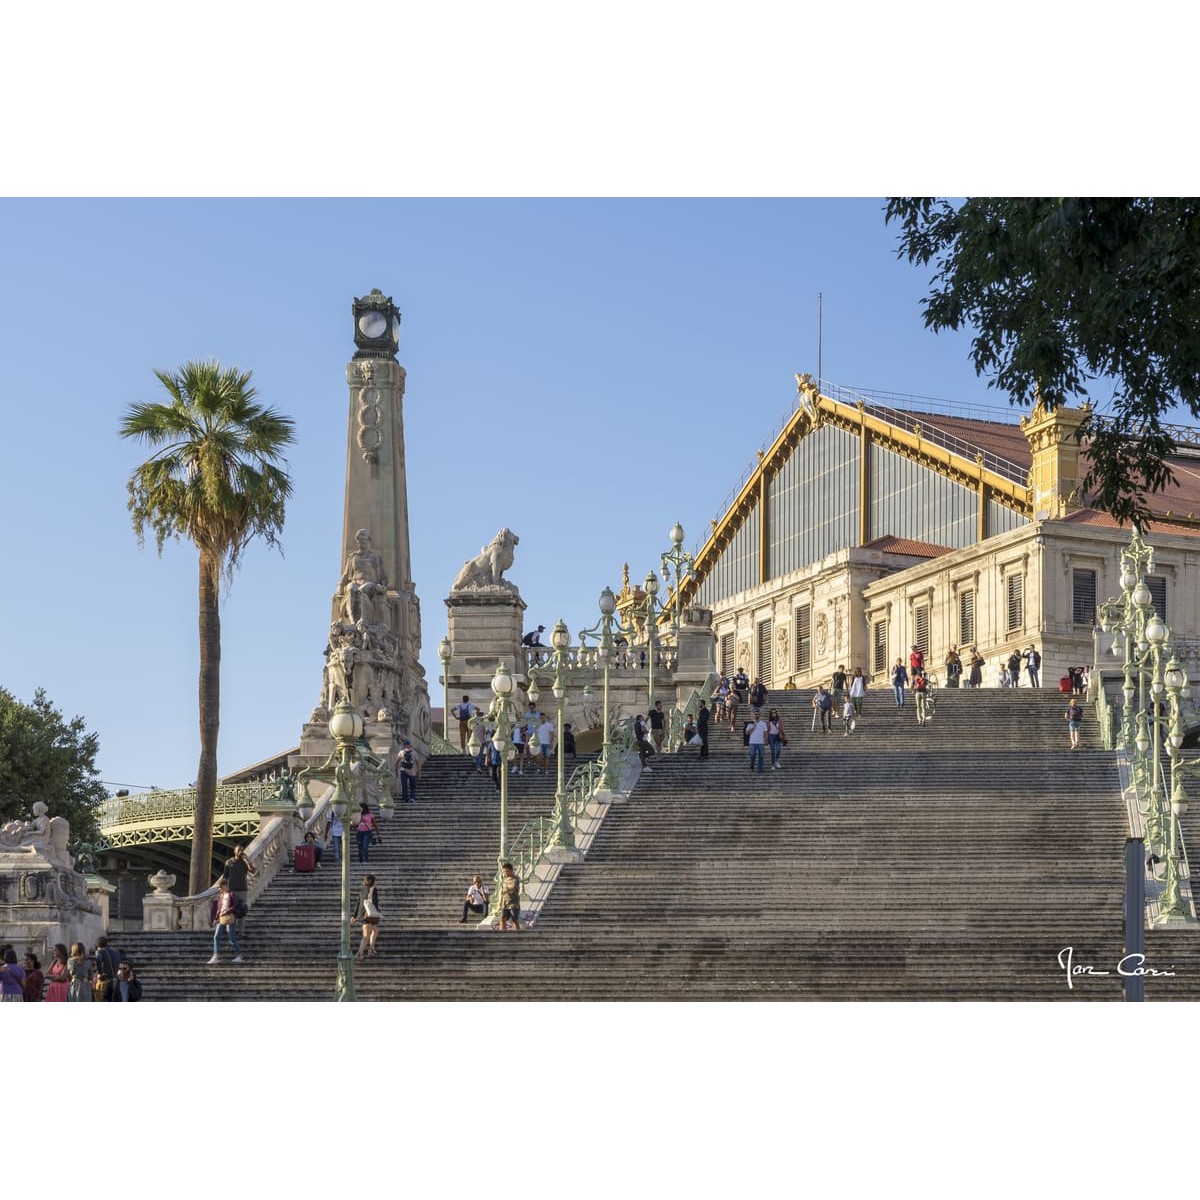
[{"x1": 849, "y1": 668, "x2": 867, "y2": 714}]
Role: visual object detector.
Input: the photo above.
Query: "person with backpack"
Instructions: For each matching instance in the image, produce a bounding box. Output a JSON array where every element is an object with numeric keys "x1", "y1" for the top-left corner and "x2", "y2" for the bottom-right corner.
[
  {"x1": 749, "y1": 677, "x2": 768, "y2": 710},
  {"x1": 452, "y1": 694, "x2": 473, "y2": 750},
  {"x1": 397, "y1": 739, "x2": 419, "y2": 803}
]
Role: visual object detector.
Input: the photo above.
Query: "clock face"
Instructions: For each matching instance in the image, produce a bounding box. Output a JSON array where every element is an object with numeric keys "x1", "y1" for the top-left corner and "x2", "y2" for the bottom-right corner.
[
  {"x1": 358, "y1": 311, "x2": 388, "y2": 339},
  {"x1": 391, "y1": 315, "x2": 400, "y2": 343}
]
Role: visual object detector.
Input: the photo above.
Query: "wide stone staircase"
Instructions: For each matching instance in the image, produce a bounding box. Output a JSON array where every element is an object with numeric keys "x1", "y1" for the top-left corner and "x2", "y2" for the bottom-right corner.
[{"x1": 109, "y1": 683, "x2": 1198, "y2": 1001}]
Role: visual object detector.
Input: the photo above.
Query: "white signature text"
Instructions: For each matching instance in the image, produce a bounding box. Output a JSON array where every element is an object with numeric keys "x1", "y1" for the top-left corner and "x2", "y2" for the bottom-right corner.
[{"x1": 1057, "y1": 946, "x2": 1177, "y2": 989}]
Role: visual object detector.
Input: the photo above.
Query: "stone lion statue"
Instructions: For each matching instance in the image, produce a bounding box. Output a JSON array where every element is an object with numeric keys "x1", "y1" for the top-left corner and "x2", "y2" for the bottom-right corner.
[{"x1": 452, "y1": 528, "x2": 520, "y2": 592}]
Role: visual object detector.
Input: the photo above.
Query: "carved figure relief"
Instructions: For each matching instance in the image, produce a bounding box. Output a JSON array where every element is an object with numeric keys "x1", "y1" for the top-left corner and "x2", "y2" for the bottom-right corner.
[
  {"x1": 357, "y1": 386, "x2": 383, "y2": 463},
  {"x1": 815, "y1": 612, "x2": 829, "y2": 657},
  {"x1": 338, "y1": 529, "x2": 388, "y2": 626},
  {"x1": 776, "y1": 624, "x2": 789, "y2": 668}
]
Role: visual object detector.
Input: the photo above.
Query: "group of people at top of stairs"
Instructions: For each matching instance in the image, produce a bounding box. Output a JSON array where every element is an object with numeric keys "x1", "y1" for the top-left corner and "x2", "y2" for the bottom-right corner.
[
  {"x1": 702, "y1": 671, "x2": 787, "y2": 772},
  {"x1": 1, "y1": 936, "x2": 142, "y2": 1001},
  {"x1": 451, "y1": 692, "x2": 578, "y2": 789}
]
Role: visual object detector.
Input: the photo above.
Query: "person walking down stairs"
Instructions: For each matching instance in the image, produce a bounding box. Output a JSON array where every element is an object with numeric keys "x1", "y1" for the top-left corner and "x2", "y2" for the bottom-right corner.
[
  {"x1": 1064, "y1": 699, "x2": 1084, "y2": 750},
  {"x1": 208, "y1": 880, "x2": 244, "y2": 965},
  {"x1": 767, "y1": 708, "x2": 787, "y2": 768},
  {"x1": 747, "y1": 712, "x2": 768, "y2": 773},
  {"x1": 352, "y1": 874, "x2": 382, "y2": 957},
  {"x1": 913, "y1": 672, "x2": 930, "y2": 726}
]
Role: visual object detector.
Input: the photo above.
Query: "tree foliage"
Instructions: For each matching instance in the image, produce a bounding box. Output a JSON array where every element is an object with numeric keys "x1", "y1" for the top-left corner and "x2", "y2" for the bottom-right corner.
[
  {"x1": 0, "y1": 687, "x2": 107, "y2": 845},
  {"x1": 885, "y1": 197, "x2": 1200, "y2": 526},
  {"x1": 120, "y1": 360, "x2": 295, "y2": 896}
]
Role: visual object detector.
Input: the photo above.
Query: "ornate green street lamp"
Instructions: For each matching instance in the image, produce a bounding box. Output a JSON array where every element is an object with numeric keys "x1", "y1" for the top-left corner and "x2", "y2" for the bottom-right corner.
[
  {"x1": 1156, "y1": 655, "x2": 1199, "y2": 924},
  {"x1": 488, "y1": 661, "x2": 518, "y2": 912},
  {"x1": 529, "y1": 619, "x2": 582, "y2": 862},
  {"x1": 294, "y1": 698, "x2": 365, "y2": 1002},
  {"x1": 660, "y1": 521, "x2": 696, "y2": 650},
  {"x1": 438, "y1": 635, "x2": 453, "y2": 741},
  {"x1": 643, "y1": 570, "x2": 661, "y2": 717},
  {"x1": 579, "y1": 586, "x2": 628, "y2": 792}
]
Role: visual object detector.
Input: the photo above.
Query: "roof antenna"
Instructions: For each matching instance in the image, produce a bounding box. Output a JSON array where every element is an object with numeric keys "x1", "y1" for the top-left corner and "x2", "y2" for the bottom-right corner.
[{"x1": 817, "y1": 292, "x2": 823, "y2": 391}]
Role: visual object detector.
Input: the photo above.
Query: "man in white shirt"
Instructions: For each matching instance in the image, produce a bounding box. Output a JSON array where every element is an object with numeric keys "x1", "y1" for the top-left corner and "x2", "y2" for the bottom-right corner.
[
  {"x1": 748, "y1": 712, "x2": 769, "y2": 773},
  {"x1": 535, "y1": 714, "x2": 555, "y2": 774}
]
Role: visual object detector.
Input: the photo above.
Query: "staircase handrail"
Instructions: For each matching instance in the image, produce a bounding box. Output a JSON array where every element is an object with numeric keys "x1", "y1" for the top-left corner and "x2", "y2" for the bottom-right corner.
[
  {"x1": 1094, "y1": 687, "x2": 1118, "y2": 751},
  {"x1": 505, "y1": 759, "x2": 605, "y2": 894},
  {"x1": 667, "y1": 671, "x2": 721, "y2": 753}
]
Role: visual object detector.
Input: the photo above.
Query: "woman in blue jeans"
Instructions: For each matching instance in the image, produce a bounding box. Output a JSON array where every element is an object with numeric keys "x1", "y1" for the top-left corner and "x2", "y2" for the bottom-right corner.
[
  {"x1": 767, "y1": 708, "x2": 786, "y2": 768},
  {"x1": 208, "y1": 880, "x2": 243, "y2": 964},
  {"x1": 355, "y1": 805, "x2": 376, "y2": 863}
]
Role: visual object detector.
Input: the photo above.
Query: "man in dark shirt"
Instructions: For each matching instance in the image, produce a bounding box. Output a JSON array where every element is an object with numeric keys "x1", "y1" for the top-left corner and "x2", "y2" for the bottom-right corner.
[
  {"x1": 697, "y1": 700, "x2": 710, "y2": 758},
  {"x1": 222, "y1": 844, "x2": 256, "y2": 933},
  {"x1": 648, "y1": 700, "x2": 667, "y2": 753}
]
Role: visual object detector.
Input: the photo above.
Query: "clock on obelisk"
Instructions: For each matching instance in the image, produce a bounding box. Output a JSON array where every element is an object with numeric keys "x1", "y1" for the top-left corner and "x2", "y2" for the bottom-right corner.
[{"x1": 295, "y1": 289, "x2": 432, "y2": 775}]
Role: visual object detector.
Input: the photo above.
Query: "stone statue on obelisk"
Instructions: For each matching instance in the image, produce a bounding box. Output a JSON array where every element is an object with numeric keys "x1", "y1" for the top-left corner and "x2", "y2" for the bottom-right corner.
[{"x1": 295, "y1": 290, "x2": 432, "y2": 773}]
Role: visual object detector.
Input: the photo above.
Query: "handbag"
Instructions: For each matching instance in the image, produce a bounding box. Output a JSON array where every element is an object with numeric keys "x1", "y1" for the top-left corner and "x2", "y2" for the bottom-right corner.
[
  {"x1": 219, "y1": 913, "x2": 237, "y2": 925},
  {"x1": 363, "y1": 896, "x2": 380, "y2": 920}
]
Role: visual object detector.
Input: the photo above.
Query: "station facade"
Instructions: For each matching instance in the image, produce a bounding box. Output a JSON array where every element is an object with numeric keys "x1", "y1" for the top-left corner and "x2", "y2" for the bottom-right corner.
[{"x1": 679, "y1": 376, "x2": 1200, "y2": 689}]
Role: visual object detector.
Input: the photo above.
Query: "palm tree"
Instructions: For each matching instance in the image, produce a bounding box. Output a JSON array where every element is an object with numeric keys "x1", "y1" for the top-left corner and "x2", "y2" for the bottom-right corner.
[{"x1": 121, "y1": 361, "x2": 296, "y2": 897}]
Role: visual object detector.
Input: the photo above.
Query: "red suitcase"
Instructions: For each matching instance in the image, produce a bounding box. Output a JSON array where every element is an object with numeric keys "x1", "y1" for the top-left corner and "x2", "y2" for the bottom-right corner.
[{"x1": 294, "y1": 843, "x2": 316, "y2": 873}]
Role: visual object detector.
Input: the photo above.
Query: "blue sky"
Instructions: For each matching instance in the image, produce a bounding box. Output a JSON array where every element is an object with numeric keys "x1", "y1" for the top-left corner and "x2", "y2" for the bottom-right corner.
[{"x1": 0, "y1": 197, "x2": 1013, "y2": 790}]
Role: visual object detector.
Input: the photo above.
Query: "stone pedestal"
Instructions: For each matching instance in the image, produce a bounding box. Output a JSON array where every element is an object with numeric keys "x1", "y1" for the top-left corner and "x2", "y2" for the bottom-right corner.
[
  {"x1": 0, "y1": 849, "x2": 105, "y2": 958},
  {"x1": 446, "y1": 589, "x2": 527, "y2": 689},
  {"x1": 672, "y1": 605, "x2": 717, "y2": 691}
]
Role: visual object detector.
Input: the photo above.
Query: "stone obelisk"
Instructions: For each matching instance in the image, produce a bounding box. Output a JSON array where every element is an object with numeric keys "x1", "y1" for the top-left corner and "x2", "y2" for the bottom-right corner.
[{"x1": 295, "y1": 289, "x2": 432, "y2": 774}]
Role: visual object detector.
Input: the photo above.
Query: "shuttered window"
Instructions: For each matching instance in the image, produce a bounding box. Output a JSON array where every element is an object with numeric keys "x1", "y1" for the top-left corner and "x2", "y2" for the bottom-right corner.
[
  {"x1": 872, "y1": 619, "x2": 888, "y2": 675},
  {"x1": 914, "y1": 605, "x2": 930, "y2": 658},
  {"x1": 720, "y1": 632, "x2": 735, "y2": 677},
  {"x1": 1147, "y1": 575, "x2": 1168, "y2": 623},
  {"x1": 1072, "y1": 569, "x2": 1097, "y2": 625},
  {"x1": 757, "y1": 619, "x2": 773, "y2": 685},
  {"x1": 794, "y1": 604, "x2": 811, "y2": 675},
  {"x1": 1006, "y1": 573, "x2": 1024, "y2": 633},
  {"x1": 959, "y1": 588, "x2": 975, "y2": 646}
]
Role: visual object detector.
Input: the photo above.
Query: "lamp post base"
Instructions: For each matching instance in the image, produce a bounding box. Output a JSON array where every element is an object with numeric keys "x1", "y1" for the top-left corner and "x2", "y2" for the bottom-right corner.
[
  {"x1": 335, "y1": 952, "x2": 357, "y2": 1002},
  {"x1": 1151, "y1": 909, "x2": 1198, "y2": 927},
  {"x1": 545, "y1": 844, "x2": 584, "y2": 864}
]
